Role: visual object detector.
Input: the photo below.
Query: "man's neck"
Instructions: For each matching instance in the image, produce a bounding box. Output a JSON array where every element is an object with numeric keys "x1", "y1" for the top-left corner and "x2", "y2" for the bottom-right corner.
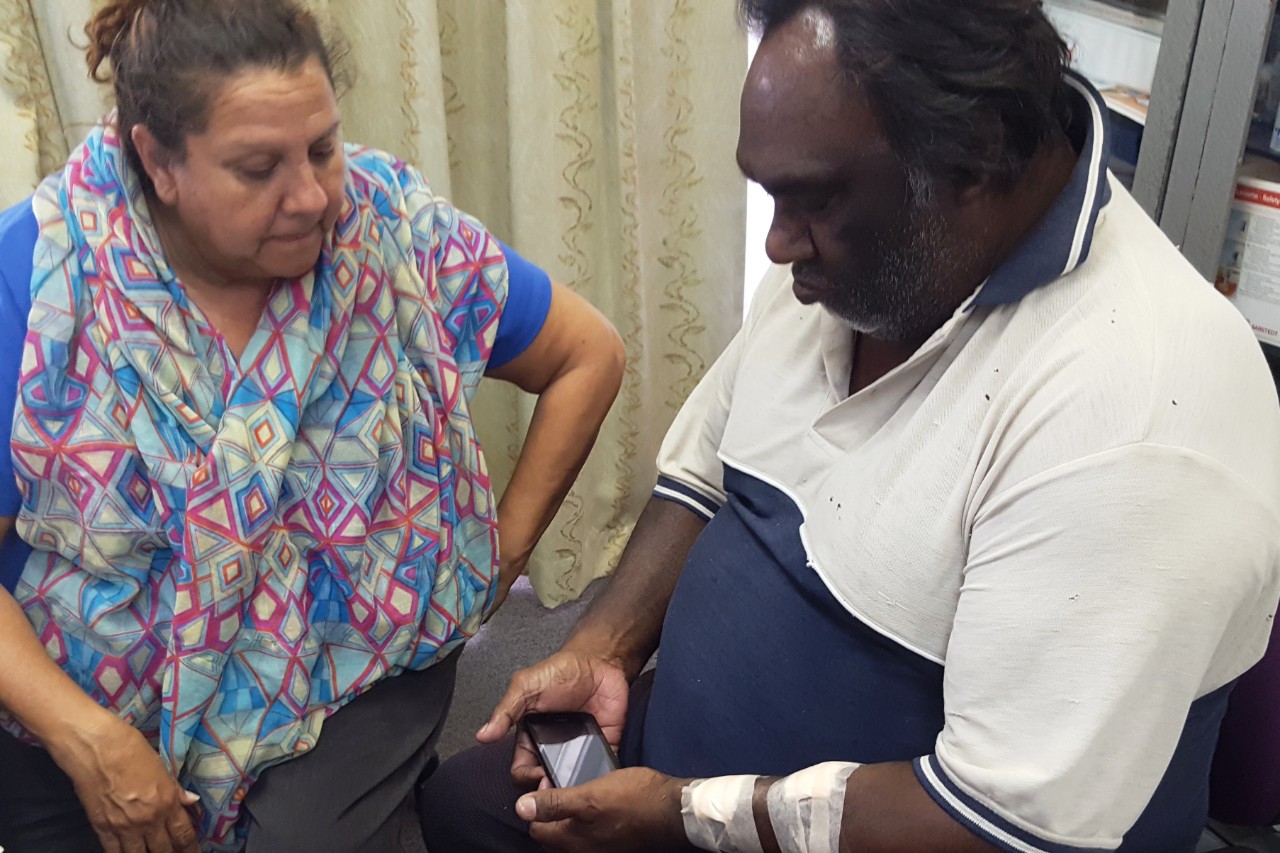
[
  {"x1": 980, "y1": 136, "x2": 1079, "y2": 283},
  {"x1": 848, "y1": 333, "x2": 919, "y2": 396}
]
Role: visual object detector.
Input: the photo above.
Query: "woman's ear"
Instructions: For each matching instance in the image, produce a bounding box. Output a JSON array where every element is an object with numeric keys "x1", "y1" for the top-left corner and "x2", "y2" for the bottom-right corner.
[{"x1": 131, "y1": 125, "x2": 180, "y2": 205}]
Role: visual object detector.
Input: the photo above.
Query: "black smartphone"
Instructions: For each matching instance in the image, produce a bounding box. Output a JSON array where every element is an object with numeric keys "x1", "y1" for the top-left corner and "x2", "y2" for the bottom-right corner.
[{"x1": 521, "y1": 711, "x2": 620, "y2": 788}]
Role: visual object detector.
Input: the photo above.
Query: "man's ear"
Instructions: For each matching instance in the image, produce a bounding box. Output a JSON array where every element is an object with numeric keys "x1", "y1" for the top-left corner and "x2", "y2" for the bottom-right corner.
[
  {"x1": 131, "y1": 125, "x2": 180, "y2": 205},
  {"x1": 955, "y1": 179, "x2": 986, "y2": 207}
]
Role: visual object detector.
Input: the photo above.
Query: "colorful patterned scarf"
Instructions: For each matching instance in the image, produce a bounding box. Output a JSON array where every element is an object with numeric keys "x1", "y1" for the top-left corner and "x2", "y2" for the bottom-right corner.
[{"x1": 5, "y1": 122, "x2": 504, "y2": 849}]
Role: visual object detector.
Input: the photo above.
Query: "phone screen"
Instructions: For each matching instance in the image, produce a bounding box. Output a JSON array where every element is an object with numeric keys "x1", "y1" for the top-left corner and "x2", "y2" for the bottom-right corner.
[{"x1": 524, "y1": 714, "x2": 619, "y2": 788}]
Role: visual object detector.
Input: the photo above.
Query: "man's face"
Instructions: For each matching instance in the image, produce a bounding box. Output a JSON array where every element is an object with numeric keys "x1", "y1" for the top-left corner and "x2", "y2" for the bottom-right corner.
[{"x1": 737, "y1": 9, "x2": 979, "y2": 342}]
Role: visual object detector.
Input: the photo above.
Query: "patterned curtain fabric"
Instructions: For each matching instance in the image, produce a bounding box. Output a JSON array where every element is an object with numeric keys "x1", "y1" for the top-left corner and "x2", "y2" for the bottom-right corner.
[{"x1": 0, "y1": 0, "x2": 747, "y2": 605}]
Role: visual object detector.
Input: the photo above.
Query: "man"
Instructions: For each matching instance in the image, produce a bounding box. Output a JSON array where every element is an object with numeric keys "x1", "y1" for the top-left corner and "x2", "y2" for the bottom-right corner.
[{"x1": 420, "y1": 1, "x2": 1280, "y2": 850}]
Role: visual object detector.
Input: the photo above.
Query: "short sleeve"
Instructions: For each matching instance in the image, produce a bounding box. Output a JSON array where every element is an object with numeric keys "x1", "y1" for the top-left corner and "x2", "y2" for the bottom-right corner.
[
  {"x1": 919, "y1": 444, "x2": 1280, "y2": 850},
  {"x1": 0, "y1": 198, "x2": 37, "y2": 592},
  {"x1": 653, "y1": 264, "x2": 792, "y2": 520},
  {"x1": 0, "y1": 198, "x2": 36, "y2": 517},
  {"x1": 652, "y1": 331, "x2": 743, "y2": 519},
  {"x1": 488, "y1": 240, "x2": 552, "y2": 370}
]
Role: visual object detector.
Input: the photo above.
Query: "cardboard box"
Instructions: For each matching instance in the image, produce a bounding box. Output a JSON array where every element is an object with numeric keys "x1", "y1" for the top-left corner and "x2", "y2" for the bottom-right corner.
[{"x1": 1216, "y1": 157, "x2": 1280, "y2": 346}]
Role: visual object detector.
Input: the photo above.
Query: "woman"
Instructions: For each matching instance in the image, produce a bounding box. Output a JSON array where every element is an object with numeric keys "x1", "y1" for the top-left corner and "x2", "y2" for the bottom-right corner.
[{"x1": 0, "y1": 1, "x2": 624, "y2": 851}]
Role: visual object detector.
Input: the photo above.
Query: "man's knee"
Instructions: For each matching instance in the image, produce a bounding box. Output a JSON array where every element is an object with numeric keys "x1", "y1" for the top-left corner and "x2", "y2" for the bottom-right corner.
[{"x1": 419, "y1": 735, "x2": 538, "y2": 853}]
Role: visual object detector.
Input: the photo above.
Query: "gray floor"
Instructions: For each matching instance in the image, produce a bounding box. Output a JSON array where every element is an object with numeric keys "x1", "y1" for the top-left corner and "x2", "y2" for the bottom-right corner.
[{"x1": 439, "y1": 576, "x2": 605, "y2": 760}]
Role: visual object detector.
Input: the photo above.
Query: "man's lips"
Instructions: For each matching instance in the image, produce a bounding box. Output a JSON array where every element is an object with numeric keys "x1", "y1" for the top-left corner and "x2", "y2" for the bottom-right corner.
[{"x1": 792, "y1": 274, "x2": 831, "y2": 303}]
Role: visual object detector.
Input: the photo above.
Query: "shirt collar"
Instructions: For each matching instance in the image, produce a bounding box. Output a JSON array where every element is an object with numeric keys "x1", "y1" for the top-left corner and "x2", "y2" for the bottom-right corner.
[{"x1": 972, "y1": 71, "x2": 1113, "y2": 307}]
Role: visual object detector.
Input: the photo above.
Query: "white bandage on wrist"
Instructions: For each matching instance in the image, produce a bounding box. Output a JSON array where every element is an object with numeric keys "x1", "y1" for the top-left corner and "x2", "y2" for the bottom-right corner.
[
  {"x1": 681, "y1": 775, "x2": 765, "y2": 853},
  {"x1": 765, "y1": 761, "x2": 860, "y2": 853}
]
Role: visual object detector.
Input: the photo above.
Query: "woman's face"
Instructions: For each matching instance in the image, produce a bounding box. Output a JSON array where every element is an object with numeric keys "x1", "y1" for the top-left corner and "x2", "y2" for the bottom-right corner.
[{"x1": 145, "y1": 57, "x2": 346, "y2": 284}]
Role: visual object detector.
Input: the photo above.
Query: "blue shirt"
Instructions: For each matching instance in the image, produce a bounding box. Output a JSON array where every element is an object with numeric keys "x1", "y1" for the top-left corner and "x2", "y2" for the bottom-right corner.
[{"x1": 0, "y1": 197, "x2": 552, "y2": 591}]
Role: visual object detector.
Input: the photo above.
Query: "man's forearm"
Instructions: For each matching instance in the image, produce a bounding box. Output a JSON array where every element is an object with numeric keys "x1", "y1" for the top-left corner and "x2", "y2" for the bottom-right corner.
[
  {"x1": 563, "y1": 495, "x2": 706, "y2": 679},
  {"x1": 682, "y1": 761, "x2": 998, "y2": 853}
]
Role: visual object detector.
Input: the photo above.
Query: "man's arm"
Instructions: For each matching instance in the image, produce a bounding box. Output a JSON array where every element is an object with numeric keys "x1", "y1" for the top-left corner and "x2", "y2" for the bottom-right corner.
[
  {"x1": 522, "y1": 440, "x2": 1280, "y2": 852},
  {"x1": 563, "y1": 494, "x2": 707, "y2": 678},
  {"x1": 477, "y1": 494, "x2": 706, "y2": 757},
  {"x1": 517, "y1": 761, "x2": 997, "y2": 853},
  {"x1": 748, "y1": 762, "x2": 997, "y2": 852}
]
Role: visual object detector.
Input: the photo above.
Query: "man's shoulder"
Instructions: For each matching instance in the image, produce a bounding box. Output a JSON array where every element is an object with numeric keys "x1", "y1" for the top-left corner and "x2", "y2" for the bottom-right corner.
[
  {"x1": 997, "y1": 197, "x2": 1280, "y2": 507},
  {"x1": 1021, "y1": 183, "x2": 1255, "y2": 377}
]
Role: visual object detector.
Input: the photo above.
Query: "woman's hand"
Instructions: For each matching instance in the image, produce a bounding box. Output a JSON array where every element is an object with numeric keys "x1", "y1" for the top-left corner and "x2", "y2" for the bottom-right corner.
[
  {"x1": 0, "y1": 567, "x2": 201, "y2": 853},
  {"x1": 48, "y1": 710, "x2": 200, "y2": 853}
]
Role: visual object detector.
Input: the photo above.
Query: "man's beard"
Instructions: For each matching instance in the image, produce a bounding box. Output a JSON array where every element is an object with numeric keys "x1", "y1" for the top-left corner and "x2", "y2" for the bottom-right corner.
[{"x1": 800, "y1": 175, "x2": 976, "y2": 342}]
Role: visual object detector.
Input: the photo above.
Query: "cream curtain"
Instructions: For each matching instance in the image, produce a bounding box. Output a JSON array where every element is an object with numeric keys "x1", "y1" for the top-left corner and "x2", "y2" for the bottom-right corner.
[{"x1": 0, "y1": 0, "x2": 748, "y2": 606}]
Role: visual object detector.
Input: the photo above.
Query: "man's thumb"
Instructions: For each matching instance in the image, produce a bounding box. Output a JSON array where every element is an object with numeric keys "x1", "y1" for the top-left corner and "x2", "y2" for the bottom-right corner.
[{"x1": 516, "y1": 788, "x2": 565, "y2": 823}]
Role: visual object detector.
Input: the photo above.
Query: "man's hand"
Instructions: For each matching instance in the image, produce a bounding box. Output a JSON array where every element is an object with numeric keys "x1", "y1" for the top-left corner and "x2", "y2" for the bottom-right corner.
[
  {"x1": 477, "y1": 649, "x2": 631, "y2": 787},
  {"x1": 48, "y1": 711, "x2": 200, "y2": 853},
  {"x1": 516, "y1": 767, "x2": 692, "y2": 853}
]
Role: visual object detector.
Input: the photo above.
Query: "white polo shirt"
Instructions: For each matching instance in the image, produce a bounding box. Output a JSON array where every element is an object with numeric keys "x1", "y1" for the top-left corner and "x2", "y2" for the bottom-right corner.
[{"x1": 642, "y1": 76, "x2": 1280, "y2": 852}]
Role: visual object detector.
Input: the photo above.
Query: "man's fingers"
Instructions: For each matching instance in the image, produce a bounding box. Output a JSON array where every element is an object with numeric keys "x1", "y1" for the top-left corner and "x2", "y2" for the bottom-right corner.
[
  {"x1": 118, "y1": 833, "x2": 146, "y2": 853},
  {"x1": 478, "y1": 676, "x2": 537, "y2": 742},
  {"x1": 512, "y1": 763, "x2": 548, "y2": 788},
  {"x1": 142, "y1": 823, "x2": 174, "y2": 853},
  {"x1": 166, "y1": 804, "x2": 201, "y2": 853},
  {"x1": 517, "y1": 784, "x2": 593, "y2": 825},
  {"x1": 98, "y1": 833, "x2": 124, "y2": 853},
  {"x1": 516, "y1": 787, "x2": 572, "y2": 823},
  {"x1": 527, "y1": 818, "x2": 577, "y2": 852},
  {"x1": 510, "y1": 729, "x2": 546, "y2": 786}
]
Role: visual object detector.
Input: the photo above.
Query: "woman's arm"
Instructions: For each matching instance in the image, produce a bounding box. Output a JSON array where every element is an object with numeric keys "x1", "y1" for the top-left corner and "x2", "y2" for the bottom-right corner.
[
  {"x1": 484, "y1": 281, "x2": 625, "y2": 611},
  {"x1": 0, "y1": 516, "x2": 200, "y2": 852},
  {"x1": 0, "y1": 517, "x2": 113, "y2": 747}
]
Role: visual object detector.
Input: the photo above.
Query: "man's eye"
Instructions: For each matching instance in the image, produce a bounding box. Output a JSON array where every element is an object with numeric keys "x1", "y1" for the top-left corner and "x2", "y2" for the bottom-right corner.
[{"x1": 239, "y1": 165, "x2": 276, "y2": 182}]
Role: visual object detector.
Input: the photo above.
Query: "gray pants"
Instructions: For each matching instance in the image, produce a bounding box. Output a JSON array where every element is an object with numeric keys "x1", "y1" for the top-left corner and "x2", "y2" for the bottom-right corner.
[{"x1": 0, "y1": 650, "x2": 458, "y2": 853}]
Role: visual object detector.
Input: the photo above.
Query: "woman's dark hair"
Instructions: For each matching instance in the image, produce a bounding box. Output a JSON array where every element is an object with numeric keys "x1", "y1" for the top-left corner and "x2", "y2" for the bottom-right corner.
[
  {"x1": 85, "y1": 0, "x2": 348, "y2": 194},
  {"x1": 740, "y1": 0, "x2": 1073, "y2": 192}
]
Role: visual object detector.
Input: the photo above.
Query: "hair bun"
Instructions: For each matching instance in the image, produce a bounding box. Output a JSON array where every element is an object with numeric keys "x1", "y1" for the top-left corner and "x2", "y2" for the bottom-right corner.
[{"x1": 84, "y1": 0, "x2": 155, "y2": 82}]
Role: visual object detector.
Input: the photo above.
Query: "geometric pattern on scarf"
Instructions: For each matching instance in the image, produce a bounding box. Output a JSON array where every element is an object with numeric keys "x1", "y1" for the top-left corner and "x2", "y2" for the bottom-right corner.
[{"x1": 4, "y1": 122, "x2": 504, "y2": 850}]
